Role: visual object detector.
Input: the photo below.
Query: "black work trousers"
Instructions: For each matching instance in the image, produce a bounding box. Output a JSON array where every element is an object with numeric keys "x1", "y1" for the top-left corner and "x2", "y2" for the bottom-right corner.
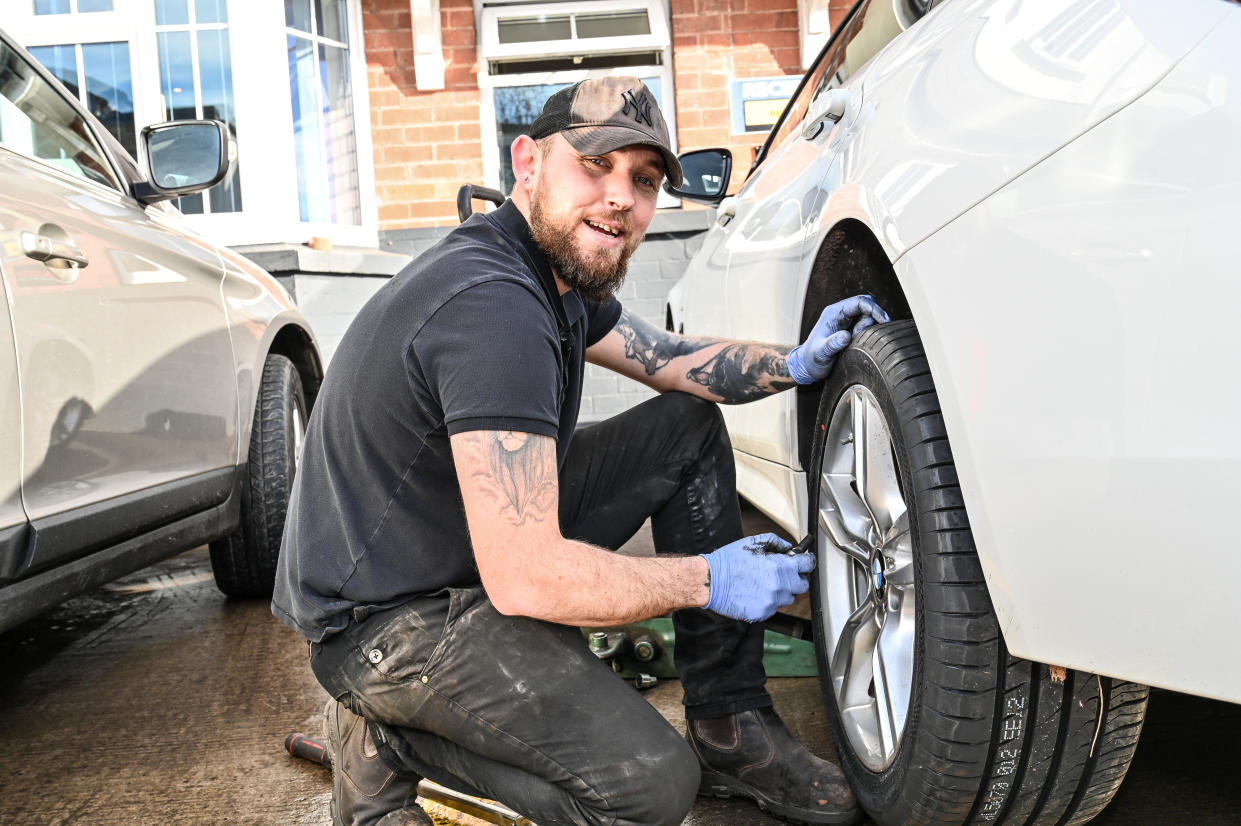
[{"x1": 310, "y1": 392, "x2": 771, "y2": 826}]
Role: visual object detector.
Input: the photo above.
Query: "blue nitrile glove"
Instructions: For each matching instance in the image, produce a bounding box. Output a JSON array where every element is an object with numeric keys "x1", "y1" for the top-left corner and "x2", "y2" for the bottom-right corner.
[
  {"x1": 700, "y1": 533, "x2": 816, "y2": 623},
  {"x1": 786, "y1": 295, "x2": 891, "y2": 384}
]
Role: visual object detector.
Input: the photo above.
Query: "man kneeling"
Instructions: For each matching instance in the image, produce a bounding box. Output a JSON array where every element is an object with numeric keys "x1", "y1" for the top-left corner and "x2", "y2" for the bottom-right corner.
[{"x1": 272, "y1": 76, "x2": 887, "y2": 826}]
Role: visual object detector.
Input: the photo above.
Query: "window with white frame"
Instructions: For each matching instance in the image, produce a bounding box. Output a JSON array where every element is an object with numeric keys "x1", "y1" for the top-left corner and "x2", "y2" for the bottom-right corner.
[
  {"x1": 9, "y1": 0, "x2": 376, "y2": 248},
  {"x1": 27, "y1": 41, "x2": 137, "y2": 157},
  {"x1": 285, "y1": 0, "x2": 361, "y2": 225},
  {"x1": 33, "y1": 0, "x2": 115, "y2": 12},
  {"x1": 476, "y1": 0, "x2": 676, "y2": 197},
  {"x1": 153, "y1": 0, "x2": 242, "y2": 215}
]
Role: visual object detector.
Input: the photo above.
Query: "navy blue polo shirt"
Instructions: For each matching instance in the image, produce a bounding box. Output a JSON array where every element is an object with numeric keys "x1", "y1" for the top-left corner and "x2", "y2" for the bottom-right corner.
[{"x1": 272, "y1": 200, "x2": 622, "y2": 642}]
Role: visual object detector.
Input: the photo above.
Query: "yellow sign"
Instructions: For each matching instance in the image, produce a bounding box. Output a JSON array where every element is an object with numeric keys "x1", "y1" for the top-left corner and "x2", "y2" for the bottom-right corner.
[
  {"x1": 743, "y1": 98, "x2": 788, "y2": 128},
  {"x1": 730, "y1": 76, "x2": 800, "y2": 134}
]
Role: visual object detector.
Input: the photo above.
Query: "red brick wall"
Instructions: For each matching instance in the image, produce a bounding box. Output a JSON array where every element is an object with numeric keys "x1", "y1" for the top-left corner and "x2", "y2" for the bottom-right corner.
[
  {"x1": 364, "y1": 0, "x2": 858, "y2": 229},
  {"x1": 670, "y1": 0, "x2": 798, "y2": 178},
  {"x1": 364, "y1": 0, "x2": 482, "y2": 229}
]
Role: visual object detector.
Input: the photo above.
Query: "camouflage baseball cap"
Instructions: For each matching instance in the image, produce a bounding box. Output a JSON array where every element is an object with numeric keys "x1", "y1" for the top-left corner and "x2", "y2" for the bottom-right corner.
[{"x1": 528, "y1": 76, "x2": 683, "y2": 189}]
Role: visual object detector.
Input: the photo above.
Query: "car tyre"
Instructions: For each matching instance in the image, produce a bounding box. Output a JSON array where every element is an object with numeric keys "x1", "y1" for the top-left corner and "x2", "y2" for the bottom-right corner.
[
  {"x1": 210, "y1": 353, "x2": 306, "y2": 598},
  {"x1": 807, "y1": 320, "x2": 1148, "y2": 825}
]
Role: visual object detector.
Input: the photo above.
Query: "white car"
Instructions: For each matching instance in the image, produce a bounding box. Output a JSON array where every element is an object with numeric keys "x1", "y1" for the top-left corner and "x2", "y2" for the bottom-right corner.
[
  {"x1": 664, "y1": 0, "x2": 1240, "y2": 823},
  {"x1": 0, "y1": 29, "x2": 322, "y2": 632}
]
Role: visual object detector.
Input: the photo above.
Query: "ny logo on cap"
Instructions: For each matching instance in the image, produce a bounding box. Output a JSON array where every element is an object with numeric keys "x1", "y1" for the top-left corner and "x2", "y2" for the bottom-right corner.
[{"x1": 621, "y1": 89, "x2": 654, "y2": 127}]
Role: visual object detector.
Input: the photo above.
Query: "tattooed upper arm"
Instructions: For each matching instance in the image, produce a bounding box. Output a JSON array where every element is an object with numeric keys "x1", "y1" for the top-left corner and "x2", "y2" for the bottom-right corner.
[{"x1": 451, "y1": 430, "x2": 558, "y2": 529}]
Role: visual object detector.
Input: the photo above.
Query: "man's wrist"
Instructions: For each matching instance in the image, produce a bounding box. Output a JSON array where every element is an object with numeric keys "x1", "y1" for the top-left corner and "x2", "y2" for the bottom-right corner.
[
  {"x1": 694, "y1": 554, "x2": 712, "y2": 609},
  {"x1": 786, "y1": 345, "x2": 814, "y2": 385}
]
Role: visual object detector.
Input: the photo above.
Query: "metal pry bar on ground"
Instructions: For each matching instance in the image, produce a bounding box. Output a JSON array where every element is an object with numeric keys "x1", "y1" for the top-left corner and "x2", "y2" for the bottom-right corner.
[{"x1": 417, "y1": 779, "x2": 535, "y2": 826}]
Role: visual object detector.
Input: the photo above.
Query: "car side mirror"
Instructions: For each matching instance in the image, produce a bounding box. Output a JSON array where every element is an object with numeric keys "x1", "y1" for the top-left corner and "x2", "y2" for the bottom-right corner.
[
  {"x1": 663, "y1": 148, "x2": 732, "y2": 205},
  {"x1": 133, "y1": 120, "x2": 232, "y2": 205}
]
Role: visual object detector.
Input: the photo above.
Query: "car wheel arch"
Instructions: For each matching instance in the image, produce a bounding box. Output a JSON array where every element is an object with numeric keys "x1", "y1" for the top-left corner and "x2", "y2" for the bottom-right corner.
[
  {"x1": 232, "y1": 320, "x2": 321, "y2": 471},
  {"x1": 795, "y1": 218, "x2": 912, "y2": 470},
  {"x1": 265, "y1": 322, "x2": 322, "y2": 413}
]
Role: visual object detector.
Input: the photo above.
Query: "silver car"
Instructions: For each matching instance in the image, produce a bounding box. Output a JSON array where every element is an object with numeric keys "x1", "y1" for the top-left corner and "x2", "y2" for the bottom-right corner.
[{"x1": 0, "y1": 29, "x2": 321, "y2": 632}]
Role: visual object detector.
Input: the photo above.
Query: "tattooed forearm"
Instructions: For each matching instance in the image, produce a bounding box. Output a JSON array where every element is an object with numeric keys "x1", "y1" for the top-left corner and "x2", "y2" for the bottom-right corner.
[
  {"x1": 615, "y1": 309, "x2": 717, "y2": 376},
  {"x1": 465, "y1": 431, "x2": 557, "y2": 527},
  {"x1": 686, "y1": 344, "x2": 796, "y2": 403},
  {"x1": 610, "y1": 308, "x2": 795, "y2": 402}
]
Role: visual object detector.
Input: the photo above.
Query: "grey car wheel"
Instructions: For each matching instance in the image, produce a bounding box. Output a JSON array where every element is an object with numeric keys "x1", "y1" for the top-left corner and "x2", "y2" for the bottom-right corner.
[
  {"x1": 808, "y1": 320, "x2": 1149, "y2": 826},
  {"x1": 817, "y1": 383, "x2": 916, "y2": 772}
]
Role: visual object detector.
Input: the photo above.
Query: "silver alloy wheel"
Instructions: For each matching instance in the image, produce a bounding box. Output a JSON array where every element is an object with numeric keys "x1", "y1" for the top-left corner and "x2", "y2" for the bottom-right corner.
[{"x1": 816, "y1": 384, "x2": 916, "y2": 772}]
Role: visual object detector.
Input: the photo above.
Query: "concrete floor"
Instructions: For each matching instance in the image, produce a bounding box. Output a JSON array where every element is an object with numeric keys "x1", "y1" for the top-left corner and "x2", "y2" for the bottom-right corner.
[{"x1": 1, "y1": 510, "x2": 1239, "y2": 825}]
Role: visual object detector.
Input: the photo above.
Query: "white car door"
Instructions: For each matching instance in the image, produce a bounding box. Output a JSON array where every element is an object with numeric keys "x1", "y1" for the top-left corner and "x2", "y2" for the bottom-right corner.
[{"x1": 0, "y1": 39, "x2": 238, "y2": 578}]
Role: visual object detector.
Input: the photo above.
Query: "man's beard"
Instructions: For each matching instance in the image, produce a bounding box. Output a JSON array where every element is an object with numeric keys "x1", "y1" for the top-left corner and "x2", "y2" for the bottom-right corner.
[{"x1": 528, "y1": 190, "x2": 641, "y2": 303}]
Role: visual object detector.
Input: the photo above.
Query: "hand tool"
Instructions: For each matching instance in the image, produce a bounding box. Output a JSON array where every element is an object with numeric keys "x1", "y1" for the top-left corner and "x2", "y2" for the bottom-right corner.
[
  {"x1": 285, "y1": 732, "x2": 331, "y2": 767},
  {"x1": 756, "y1": 534, "x2": 813, "y2": 556}
]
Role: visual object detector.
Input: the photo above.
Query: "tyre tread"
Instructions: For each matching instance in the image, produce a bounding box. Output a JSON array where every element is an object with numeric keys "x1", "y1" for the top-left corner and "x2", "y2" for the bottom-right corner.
[{"x1": 209, "y1": 354, "x2": 306, "y2": 598}]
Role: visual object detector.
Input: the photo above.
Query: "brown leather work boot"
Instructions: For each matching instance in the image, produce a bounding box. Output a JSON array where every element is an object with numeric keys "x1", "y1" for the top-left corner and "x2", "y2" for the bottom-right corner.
[
  {"x1": 323, "y1": 699, "x2": 431, "y2": 826},
  {"x1": 688, "y1": 706, "x2": 861, "y2": 825}
]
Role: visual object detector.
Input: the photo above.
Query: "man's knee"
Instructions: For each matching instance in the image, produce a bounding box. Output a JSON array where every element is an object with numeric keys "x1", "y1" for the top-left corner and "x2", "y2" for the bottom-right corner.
[
  {"x1": 651, "y1": 738, "x2": 701, "y2": 825},
  {"x1": 650, "y1": 392, "x2": 732, "y2": 463},
  {"x1": 598, "y1": 733, "x2": 700, "y2": 826}
]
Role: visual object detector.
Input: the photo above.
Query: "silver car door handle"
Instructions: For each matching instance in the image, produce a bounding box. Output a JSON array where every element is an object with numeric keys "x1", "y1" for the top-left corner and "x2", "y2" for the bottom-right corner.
[
  {"x1": 802, "y1": 89, "x2": 850, "y2": 140},
  {"x1": 716, "y1": 196, "x2": 738, "y2": 226},
  {"x1": 21, "y1": 231, "x2": 90, "y2": 269}
]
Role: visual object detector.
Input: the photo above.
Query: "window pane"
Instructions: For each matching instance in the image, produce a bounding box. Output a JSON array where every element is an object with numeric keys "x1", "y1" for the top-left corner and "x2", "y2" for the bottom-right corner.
[
  {"x1": 197, "y1": 30, "x2": 234, "y2": 130},
  {"x1": 177, "y1": 191, "x2": 205, "y2": 213},
  {"x1": 286, "y1": 34, "x2": 361, "y2": 225},
  {"x1": 494, "y1": 83, "x2": 569, "y2": 192},
  {"x1": 196, "y1": 0, "x2": 227, "y2": 23},
  {"x1": 28, "y1": 45, "x2": 79, "y2": 100},
  {"x1": 576, "y1": 10, "x2": 651, "y2": 38},
  {"x1": 197, "y1": 29, "x2": 242, "y2": 212},
  {"x1": 316, "y1": 0, "x2": 348, "y2": 42},
  {"x1": 494, "y1": 77, "x2": 664, "y2": 193},
  {"x1": 155, "y1": 0, "x2": 189, "y2": 25},
  {"x1": 82, "y1": 42, "x2": 136, "y2": 157},
  {"x1": 497, "y1": 15, "x2": 571, "y2": 44},
  {"x1": 157, "y1": 31, "x2": 197, "y2": 120},
  {"x1": 0, "y1": 41, "x2": 118, "y2": 188},
  {"x1": 34, "y1": 0, "x2": 71, "y2": 14},
  {"x1": 286, "y1": 0, "x2": 312, "y2": 32},
  {"x1": 157, "y1": 30, "x2": 199, "y2": 213},
  {"x1": 287, "y1": 34, "x2": 322, "y2": 221},
  {"x1": 319, "y1": 43, "x2": 360, "y2": 223},
  {"x1": 642, "y1": 76, "x2": 662, "y2": 103},
  {"x1": 78, "y1": 0, "x2": 114, "y2": 11}
]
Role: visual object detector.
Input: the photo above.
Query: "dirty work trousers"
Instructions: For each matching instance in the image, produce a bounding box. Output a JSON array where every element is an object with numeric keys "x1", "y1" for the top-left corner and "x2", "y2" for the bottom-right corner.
[{"x1": 310, "y1": 392, "x2": 771, "y2": 826}]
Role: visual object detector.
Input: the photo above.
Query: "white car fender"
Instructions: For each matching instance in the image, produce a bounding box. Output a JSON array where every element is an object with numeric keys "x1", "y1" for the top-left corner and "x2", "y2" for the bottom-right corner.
[
  {"x1": 895, "y1": 10, "x2": 1241, "y2": 701},
  {"x1": 791, "y1": 0, "x2": 1239, "y2": 698},
  {"x1": 845, "y1": 0, "x2": 1230, "y2": 259},
  {"x1": 217, "y1": 246, "x2": 321, "y2": 466}
]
